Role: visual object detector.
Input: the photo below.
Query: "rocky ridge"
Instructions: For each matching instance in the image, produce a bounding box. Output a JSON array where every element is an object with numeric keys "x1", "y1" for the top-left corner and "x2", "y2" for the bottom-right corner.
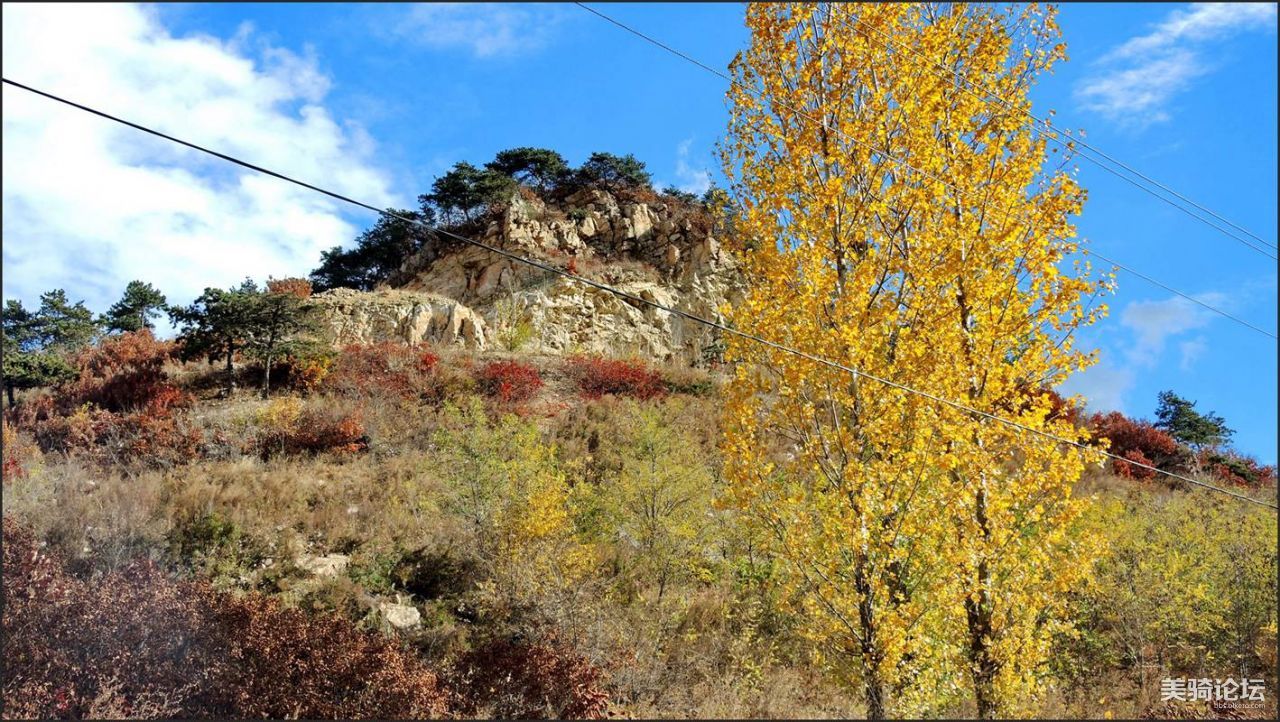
[{"x1": 311, "y1": 188, "x2": 743, "y2": 364}]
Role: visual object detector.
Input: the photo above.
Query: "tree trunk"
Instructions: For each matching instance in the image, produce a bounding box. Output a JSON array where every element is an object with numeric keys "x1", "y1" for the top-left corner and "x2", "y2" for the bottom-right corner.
[
  {"x1": 223, "y1": 345, "x2": 236, "y2": 398},
  {"x1": 966, "y1": 489, "x2": 1000, "y2": 720},
  {"x1": 261, "y1": 353, "x2": 272, "y2": 399},
  {"x1": 855, "y1": 564, "x2": 888, "y2": 720},
  {"x1": 6, "y1": 384, "x2": 14, "y2": 409}
]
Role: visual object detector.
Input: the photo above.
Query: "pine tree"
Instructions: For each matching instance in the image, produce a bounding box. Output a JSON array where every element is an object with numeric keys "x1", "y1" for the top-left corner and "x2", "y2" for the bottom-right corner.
[
  {"x1": 1154, "y1": 389, "x2": 1233, "y2": 451},
  {"x1": 169, "y1": 280, "x2": 261, "y2": 397},
  {"x1": 103, "y1": 280, "x2": 168, "y2": 333}
]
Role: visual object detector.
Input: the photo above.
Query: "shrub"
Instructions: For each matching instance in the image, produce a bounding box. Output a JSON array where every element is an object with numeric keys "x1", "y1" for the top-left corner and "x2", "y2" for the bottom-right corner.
[
  {"x1": 256, "y1": 401, "x2": 369, "y2": 459},
  {"x1": 2, "y1": 517, "x2": 450, "y2": 718},
  {"x1": 1113, "y1": 448, "x2": 1157, "y2": 480},
  {"x1": 447, "y1": 634, "x2": 611, "y2": 719},
  {"x1": 476, "y1": 360, "x2": 544, "y2": 404},
  {"x1": 265, "y1": 277, "x2": 313, "y2": 298},
  {"x1": 21, "y1": 397, "x2": 201, "y2": 470},
  {"x1": 566, "y1": 355, "x2": 666, "y2": 400},
  {"x1": 1089, "y1": 411, "x2": 1180, "y2": 476},
  {"x1": 63, "y1": 329, "x2": 181, "y2": 413},
  {"x1": 660, "y1": 364, "x2": 717, "y2": 396},
  {"x1": 269, "y1": 353, "x2": 333, "y2": 394},
  {"x1": 1061, "y1": 495, "x2": 1278, "y2": 694},
  {"x1": 323, "y1": 342, "x2": 453, "y2": 402},
  {"x1": 5, "y1": 330, "x2": 202, "y2": 469},
  {"x1": 1199, "y1": 449, "x2": 1278, "y2": 488}
]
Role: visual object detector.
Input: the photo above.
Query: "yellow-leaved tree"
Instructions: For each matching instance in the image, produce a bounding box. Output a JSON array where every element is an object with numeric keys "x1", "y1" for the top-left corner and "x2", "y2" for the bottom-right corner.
[{"x1": 720, "y1": 3, "x2": 1112, "y2": 717}]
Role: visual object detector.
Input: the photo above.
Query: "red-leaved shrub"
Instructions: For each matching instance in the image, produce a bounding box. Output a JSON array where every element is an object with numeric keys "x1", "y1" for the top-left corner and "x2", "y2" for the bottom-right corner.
[
  {"x1": 1199, "y1": 449, "x2": 1278, "y2": 488},
  {"x1": 2, "y1": 517, "x2": 449, "y2": 719},
  {"x1": 447, "y1": 634, "x2": 611, "y2": 719},
  {"x1": 1089, "y1": 411, "x2": 1180, "y2": 477},
  {"x1": 476, "y1": 360, "x2": 543, "y2": 404},
  {"x1": 64, "y1": 329, "x2": 182, "y2": 413},
  {"x1": 1114, "y1": 448, "x2": 1158, "y2": 480},
  {"x1": 566, "y1": 355, "x2": 666, "y2": 400},
  {"x1": 7, "y1": 331, "x2": 201, "y2": 468},
  {"x1": 323, "y1": 342, "x2": 450, "y2": 402}
]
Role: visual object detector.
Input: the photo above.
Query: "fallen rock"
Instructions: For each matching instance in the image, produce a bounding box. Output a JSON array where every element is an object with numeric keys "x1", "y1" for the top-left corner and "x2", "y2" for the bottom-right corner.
[
  {"x1": 296, "y1": 553, "x2": 350, "y2": 578},
  {"x1": 379, "y1": 601, "x2": 422, "y2": 631}
]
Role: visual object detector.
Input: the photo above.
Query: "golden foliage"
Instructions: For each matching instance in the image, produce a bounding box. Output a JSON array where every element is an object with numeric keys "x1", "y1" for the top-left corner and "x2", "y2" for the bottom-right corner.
[{"x1": 720, "y1": 3, "x2": 1112, "y2": 717}]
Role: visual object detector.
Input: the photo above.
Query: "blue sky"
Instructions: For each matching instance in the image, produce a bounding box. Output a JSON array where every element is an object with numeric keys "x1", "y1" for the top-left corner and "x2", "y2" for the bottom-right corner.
[{"x1": 2, "y1": 3, "x2": 1276, "y2": 461}]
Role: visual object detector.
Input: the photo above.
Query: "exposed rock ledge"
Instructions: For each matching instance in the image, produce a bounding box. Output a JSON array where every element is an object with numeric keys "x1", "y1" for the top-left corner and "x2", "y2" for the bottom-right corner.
[
  {"x1": 310, "y1": 288, "x2": 488, "y2": 349},
  {"x1": 313, "y1": 188, "x2": 745, "y2": 364}
]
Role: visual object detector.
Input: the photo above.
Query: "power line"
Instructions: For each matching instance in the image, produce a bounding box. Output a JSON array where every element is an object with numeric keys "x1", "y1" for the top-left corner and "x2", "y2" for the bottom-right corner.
[
  {"x1": 843, "y1": 12, "x2": 1278, "y2": 255},
  {"x1": 5, "y1": 77, "x2": 1273, "y2": 510},
  {"x1": 1083, "y1": 249, "x2": 1276, "y2": 340},
  {"x1": 574, "y1": 2, "x2": 1280, "y2": 335}
]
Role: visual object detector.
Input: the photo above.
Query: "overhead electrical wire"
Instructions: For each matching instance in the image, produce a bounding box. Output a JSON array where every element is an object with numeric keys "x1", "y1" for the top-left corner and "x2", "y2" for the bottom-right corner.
[
  {"x1": 4, "y1": 77, "x2": 1273, "y2": 510},
  {"x1": 843, "y1": 12, "x2": 1278, "y2": 256},
  {"x1": 574, "y1": 2, "x2": 1280, "y2": 336}
]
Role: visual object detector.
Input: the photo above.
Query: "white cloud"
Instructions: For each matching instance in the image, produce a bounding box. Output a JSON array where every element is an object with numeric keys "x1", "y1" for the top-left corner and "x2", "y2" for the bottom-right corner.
[
  {"x1": 1075, "y1": 3, "x2": 1277, "y2": 128},
  {"x1": 659, "y1": 139, "x2": 712, "y2": 195},
  {"x1": 1059, "y1": 362, "x2": 1136, "y2": 414},
  {"x1": 1061, "y1": 291, "x2": 1226, "y2": 413},
  {"x1": 1119, "y1": 292, "x2": 1223, "y2": 366},
  {"x1": 2, "y1": 3, "x2": 397, "y2": 320},
  {"x1": 395, "y1": 3, "x2": 567, "y2": 58},
  {"x1": 1107, "y1": 3, "x2": 1277, "y2": 60},
  {"x1": 1178, "y1": 336, "x2": 1208, "y2": 370}
]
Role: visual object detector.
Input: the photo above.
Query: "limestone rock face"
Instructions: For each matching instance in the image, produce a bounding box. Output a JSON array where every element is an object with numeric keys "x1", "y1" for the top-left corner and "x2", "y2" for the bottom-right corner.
[
  {"x1": 310, "y1": 288, "x2": 488, "y2": 349},
  {"x1": 318, "y1": 188, "x2": 743, "y2": 364}
]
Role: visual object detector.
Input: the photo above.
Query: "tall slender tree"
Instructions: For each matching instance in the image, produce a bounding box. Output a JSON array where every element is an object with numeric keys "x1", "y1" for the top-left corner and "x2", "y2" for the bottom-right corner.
[{"x1": 720, "y1": 4, "x2": 1110, "y2": 717}]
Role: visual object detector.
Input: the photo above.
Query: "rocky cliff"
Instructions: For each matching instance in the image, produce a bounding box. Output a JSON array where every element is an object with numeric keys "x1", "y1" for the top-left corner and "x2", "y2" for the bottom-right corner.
[{"x1": 311, "y1": 188, "x2": 743, "y2": 365}]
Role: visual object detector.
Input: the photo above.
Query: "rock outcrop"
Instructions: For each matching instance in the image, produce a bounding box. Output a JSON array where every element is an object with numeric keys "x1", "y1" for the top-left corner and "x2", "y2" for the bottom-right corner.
[
  {"x1": 310, "y1": 288, "x2": 487, "y2": 349},
  {"x1": 315, "y1": 187, "x2": 743, "y2": 364}
]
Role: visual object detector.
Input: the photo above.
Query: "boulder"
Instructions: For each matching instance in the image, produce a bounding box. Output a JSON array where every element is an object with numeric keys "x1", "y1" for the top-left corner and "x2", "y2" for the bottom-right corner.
[
  {"x1": 296, "y1": 553, "x2": 349, "y2": 578},
  {"x1": 379, "y1": 601, "x2": 422, "y2": 631}
]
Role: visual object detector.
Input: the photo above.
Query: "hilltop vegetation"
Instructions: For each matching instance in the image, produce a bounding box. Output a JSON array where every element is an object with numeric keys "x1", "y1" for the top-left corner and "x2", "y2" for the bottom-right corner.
[{"x1": 1, "y1": 313, "x2": 1275, "y2": 718}]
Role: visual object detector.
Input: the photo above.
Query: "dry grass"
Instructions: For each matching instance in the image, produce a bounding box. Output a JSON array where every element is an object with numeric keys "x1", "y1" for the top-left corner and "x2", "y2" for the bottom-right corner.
[{"x1": 5, "y1": 342, "x2": 1275, "y2": 719}]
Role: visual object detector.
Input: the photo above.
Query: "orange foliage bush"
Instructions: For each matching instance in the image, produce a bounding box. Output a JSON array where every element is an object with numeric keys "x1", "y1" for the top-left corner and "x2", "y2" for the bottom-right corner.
[
  {"x1": 566, "y1": 355, "x2": 666, "y2": 400},
  {"x1": 65, "y1": 329, "x2": 184, "y2": 413},
  {"x1": 447, "y1": 634, "x2": 611, "y2": 719},
  {"x1": 476, "y1": 360, "x2": 544, "y2": 404},
  {"x1": 7, "y1": 331, "x2": 201, "y2": 468},
  {"x1": 265, "y1": 277, "x2": 313, "y2": 298},
  {"x1": 1089, "y1": 411, "x2": 1180, "y2": 477},
  {"x1": 2, "y1": 517, "x2": 449, "y2": 718},
  {"x1": 323, "y1": 342, "x2": 451, "y2": 402},
  {"x1": 258, "y1": 406, "x2": 368, "y2": 459}
]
